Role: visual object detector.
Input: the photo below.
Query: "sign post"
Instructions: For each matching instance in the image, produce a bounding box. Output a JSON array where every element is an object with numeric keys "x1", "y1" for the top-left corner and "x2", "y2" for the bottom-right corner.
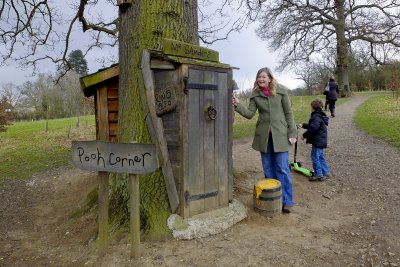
[
  {"x1": 72, "y1": 140, "x2": 157, "y2": 258},
  {"x1": 98, "y1": 171, "x2": 109, "y2": 252},
  {"x1": 129, "y1": 174, "x2": 140, "y2": 257}
]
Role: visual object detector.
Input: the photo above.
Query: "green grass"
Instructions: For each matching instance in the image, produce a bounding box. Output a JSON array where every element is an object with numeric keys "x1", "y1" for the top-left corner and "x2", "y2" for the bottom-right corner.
[
  {"x1": 355, "y1": 95, "x2": 400, "y2": 149},
  {"x1": 0, "y1": 116, "x2": 96, "y2": 180},
  {"x1": 233, "y1": 95, "x2": 348, "y2": 139},
  {"x1": 354, "y1": 90, "x2": 394, "y2": 95}
]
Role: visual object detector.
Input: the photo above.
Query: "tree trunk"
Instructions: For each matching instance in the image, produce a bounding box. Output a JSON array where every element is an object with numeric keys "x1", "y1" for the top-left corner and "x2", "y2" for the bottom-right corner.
[
  {"x1": 114, "y1": 0, "x2": 198, "y2": 239},
  {"x1": 335, "y1": 0, "x2": 351, "y2": 97}
]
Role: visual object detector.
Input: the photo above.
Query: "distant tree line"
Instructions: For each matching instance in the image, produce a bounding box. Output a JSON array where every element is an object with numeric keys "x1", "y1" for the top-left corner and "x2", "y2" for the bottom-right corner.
[
  {"x1": 0, "y1": 50, "x2": 93, "y2": 129},
  {"x1": 0, "y1": 71, "x2": 94, "y2": 122},
  {"x1": 291, "y1": 58, "x2": 400, "y2": 96},
  {"x1": 233, "y1": 58, "x2": 400, "y2": 99}
]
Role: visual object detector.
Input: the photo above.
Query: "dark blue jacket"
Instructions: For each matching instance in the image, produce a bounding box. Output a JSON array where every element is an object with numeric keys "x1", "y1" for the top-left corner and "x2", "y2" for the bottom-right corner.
[
  {"x1": 324, "y1": 80, "x2": 339, "y2": 100},
  {"x1": 302, "y1": 109, "x2": 329, "y2": 148}
]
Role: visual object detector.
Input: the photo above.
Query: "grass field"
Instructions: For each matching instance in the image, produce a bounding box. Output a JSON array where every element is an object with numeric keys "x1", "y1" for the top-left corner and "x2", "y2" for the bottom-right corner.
[
  {"x1": 1, "y1": 92, "x2": 398, "y2": 180},
  {"x1": 0, "y1": 116, "x2": 95, "y2": 180},
  {"x1": 355, "y1": 94, "x2": 400, "y2": 149}
]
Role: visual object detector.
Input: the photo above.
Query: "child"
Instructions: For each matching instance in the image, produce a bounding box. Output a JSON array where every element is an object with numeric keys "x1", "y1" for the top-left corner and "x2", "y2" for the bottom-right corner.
[{"x1": 299, "y1": 98, "x2": 331, "y2": 181}]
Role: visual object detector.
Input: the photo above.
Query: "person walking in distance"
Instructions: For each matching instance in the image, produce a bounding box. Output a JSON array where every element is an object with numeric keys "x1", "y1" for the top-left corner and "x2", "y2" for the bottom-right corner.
[
  {"x1": 298, "y1": 98, "x2": 331, "y2": 181},
  {"x1": 232, "y1": 67, "x2": 297, "y2": 213},
  {"x1": 323, "y1": 75, "x2": 339, "y2": 117}
]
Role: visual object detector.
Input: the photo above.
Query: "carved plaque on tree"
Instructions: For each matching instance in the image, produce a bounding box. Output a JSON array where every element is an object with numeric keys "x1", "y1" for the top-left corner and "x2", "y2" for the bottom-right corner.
[{"x1": 155, "y1": 85, "x2": 177, "y2": 116}]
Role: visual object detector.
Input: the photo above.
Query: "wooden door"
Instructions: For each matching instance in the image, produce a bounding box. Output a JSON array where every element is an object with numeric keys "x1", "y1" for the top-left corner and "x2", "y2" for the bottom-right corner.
[{"x1": 181, "y1": 66, "x2": 233, "y2": 218}]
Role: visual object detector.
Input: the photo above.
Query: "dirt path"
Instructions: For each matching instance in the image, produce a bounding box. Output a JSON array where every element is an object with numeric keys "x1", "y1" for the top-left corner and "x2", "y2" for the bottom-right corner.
[{"x1": 1, "y1": 94, "x2": 400, "y2": 267}]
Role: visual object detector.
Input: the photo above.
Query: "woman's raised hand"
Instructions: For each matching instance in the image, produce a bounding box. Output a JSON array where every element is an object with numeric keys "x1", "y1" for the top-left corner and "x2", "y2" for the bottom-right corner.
[{"x1": 232, "y1": 95, "x2": 239, "y2": 107}]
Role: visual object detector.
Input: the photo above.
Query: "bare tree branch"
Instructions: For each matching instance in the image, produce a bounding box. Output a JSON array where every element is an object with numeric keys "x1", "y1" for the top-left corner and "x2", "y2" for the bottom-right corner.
[
  {"x1": 248, "y1": 0, "x2": 400, "y2": 70},
  {"x1": 198, "y1": 0, "x2": 250, "y2": 44},
  {"x1": 0, "y1": 0, "x2": 118, "y2": 80}
]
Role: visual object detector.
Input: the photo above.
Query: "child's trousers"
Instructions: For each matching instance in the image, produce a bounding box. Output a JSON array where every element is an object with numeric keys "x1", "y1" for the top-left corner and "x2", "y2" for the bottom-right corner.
[{"x1": 311, "y1": 146, "x2": 330, "y2": 177}]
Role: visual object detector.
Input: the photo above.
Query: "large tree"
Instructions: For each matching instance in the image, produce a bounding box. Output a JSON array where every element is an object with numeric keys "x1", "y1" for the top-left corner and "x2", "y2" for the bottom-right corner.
[
  {"x1": 113, "y1": 1, "x2": 199, "y2": 239},
  {"x1": 240, "y1": 0, "x2": 400, "y2": 96}
]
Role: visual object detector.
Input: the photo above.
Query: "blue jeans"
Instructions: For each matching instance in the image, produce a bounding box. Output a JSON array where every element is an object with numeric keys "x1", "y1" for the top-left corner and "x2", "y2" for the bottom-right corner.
[
  {"x1": 311, "y1": 146, "x2": 330, "y2": 177},
  {"x1": 260, "y1": 136, "x2": 294, "y2": 207}
]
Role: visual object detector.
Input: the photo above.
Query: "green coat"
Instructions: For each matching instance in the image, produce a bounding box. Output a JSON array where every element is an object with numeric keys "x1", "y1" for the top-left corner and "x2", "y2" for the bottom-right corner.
[{"x1": 234, "y1": 87, "x2": 297, "y2": 153}]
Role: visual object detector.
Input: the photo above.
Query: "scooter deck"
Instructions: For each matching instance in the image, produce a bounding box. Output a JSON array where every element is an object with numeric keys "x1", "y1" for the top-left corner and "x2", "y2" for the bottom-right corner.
[{"x1": 290, "y1": 162, "x2": 314, "y2": 177}]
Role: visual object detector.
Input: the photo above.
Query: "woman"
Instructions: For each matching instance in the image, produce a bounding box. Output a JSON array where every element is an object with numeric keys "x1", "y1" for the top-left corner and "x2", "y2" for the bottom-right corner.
[
  {"x1": 232, "y1": 67, "x2": 297, "y2": 213},
  {"x1": 324, "y1": 76, "x2": 339, "y2": 117}
]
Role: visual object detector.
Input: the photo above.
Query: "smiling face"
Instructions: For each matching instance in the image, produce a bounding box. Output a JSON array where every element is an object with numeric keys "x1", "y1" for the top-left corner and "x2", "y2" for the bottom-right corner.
[{"x1": 257, "y1": 71, "x2": 271, "y2": 88}]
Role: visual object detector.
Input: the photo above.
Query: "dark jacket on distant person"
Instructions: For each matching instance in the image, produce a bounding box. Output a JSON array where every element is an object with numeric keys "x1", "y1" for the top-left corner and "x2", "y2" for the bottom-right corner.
[
  {"x1": 301, "y1": 108, "x2": 329, "y2": 148},
  {"x1": 324, "y1": 79, "x2": 339, "y2": 101}
]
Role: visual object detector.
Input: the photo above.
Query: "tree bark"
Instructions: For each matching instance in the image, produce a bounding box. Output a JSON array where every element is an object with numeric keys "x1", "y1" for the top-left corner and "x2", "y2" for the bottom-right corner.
[
  {"x1": 335, "y1": 0, "x2": 350, "y2": 97},
  {"x1": 115, "y1": 0, "x2": 198, "y2": 239}
]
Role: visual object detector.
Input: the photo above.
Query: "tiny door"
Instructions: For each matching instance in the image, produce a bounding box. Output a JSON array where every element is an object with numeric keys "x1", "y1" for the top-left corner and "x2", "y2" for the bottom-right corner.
[{"x1": 181, "y1": 66, "x2": 233, "y2": 218}]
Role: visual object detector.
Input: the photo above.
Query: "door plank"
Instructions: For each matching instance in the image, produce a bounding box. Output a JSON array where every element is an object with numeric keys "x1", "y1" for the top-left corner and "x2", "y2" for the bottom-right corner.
[
  {"x1": 203, "y1": 70, "x2": 219, "y2": 210},
  {"x1": 187, "y1": 68, "x2": 205, "y2": 216},
  {"x1": 216, "y1": 72, "x2": 229, "y2": 205}
]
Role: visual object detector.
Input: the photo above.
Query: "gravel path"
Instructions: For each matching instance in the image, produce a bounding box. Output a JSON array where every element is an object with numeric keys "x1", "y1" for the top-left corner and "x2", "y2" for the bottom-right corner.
[
  {"x1": 326, "y1": 93, "x2": 400, "y2": 248},
  {"x1": 307, "y1": 94, "x2": 400, "y2": 265},
  {"x1": 328, "y1": 94, "x2": 400, "y2": 184},
  {"x1": 301, "y1": 94, "x2": 400, "y2": 231}
]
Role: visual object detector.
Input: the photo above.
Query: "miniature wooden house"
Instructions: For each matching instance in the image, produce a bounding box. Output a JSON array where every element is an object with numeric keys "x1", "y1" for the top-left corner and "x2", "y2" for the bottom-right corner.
[
  {"x1": 80, "y1": 64, "x2": 119, "y2": 142},
  {"x1": 80, "y1": 39, "x2": 234, "y2": 218}
]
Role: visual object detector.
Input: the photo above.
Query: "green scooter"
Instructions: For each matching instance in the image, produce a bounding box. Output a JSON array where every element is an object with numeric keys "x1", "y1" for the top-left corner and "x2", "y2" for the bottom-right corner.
[{"x1": 290, "y1": 139, "x2": 314, "y2": 177}]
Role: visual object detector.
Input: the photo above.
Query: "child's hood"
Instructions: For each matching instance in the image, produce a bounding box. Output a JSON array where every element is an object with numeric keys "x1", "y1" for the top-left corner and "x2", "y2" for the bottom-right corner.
[{"x1": 312, "y1": 109, "x2": 329, "y2": 126}]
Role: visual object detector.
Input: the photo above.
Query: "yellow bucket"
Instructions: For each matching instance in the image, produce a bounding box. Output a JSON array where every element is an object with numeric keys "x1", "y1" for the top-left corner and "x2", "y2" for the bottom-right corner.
[{"x1": 253, "y1": 179, "x2": 282, "y2": 217}]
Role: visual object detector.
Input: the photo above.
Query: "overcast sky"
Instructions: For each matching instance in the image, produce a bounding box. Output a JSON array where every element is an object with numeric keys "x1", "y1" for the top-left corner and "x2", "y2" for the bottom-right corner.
[
  {"x1": 207, "y1": 24, "x2": 303, "y2": 90},
  {"x1": 0, "y1": 4, "x2": 303, "y2": 90}
]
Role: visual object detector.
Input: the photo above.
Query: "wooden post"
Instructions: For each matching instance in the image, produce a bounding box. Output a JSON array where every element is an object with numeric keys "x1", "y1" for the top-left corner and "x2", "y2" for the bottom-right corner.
[
  {"x1": 129, "y1": 174, "x2": 140, "y2": 258},
  {"x1": 140, "y1": 50, "x2": 180, "y2": 213},
  {"x1": 97, "y1": 171, "x2": 109, "y2": 253},
  {"x1": 97, "y1": 85, "x2": 110, "y2": 253}
]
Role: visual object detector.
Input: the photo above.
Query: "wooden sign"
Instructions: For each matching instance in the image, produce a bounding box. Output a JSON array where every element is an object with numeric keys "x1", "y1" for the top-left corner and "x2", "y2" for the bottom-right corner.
[
  {"x1": 72, "y1": 141, "x2": 157, "y2": 174},
  {"x1": 155, "y1": 85, "x2": 177, "y2": 115},
  {"x1": 163, "y1": 38, "x2": 219, "y2": 62}
]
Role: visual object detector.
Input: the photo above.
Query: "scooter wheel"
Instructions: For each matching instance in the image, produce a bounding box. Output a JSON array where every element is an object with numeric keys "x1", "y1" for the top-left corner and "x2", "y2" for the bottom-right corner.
[{"x1": 297, "y1": 162, "x2": 302, "y2": 167}]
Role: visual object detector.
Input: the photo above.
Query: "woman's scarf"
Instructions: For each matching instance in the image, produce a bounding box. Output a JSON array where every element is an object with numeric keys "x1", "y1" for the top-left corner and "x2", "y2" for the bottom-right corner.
[{"x1": 261, "y1": 86, "x2": 270, "y2": 96}]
